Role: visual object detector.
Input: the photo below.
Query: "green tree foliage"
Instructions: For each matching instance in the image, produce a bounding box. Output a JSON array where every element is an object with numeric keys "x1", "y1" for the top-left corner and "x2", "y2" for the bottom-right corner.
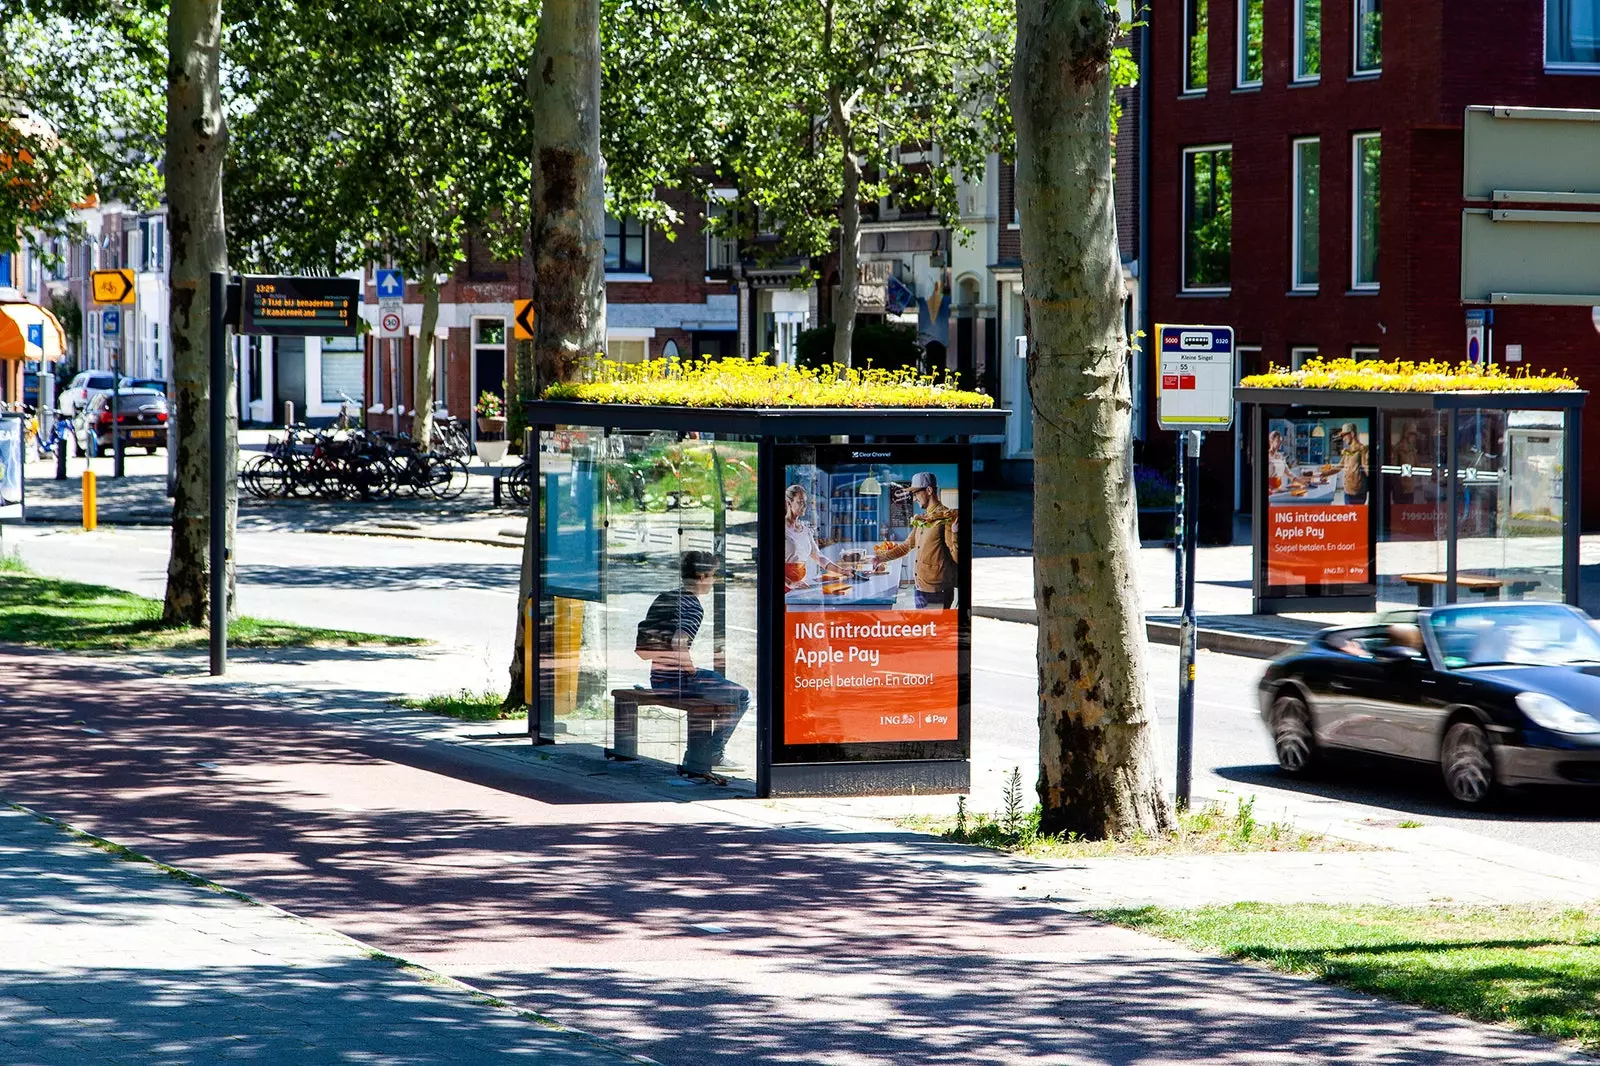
[
  {"x1": 605, "y1": 0, "x2": 1014, "y2": 365},
  {"x1": 0, "y1": 7, "x2": 163, "y2": 252}
]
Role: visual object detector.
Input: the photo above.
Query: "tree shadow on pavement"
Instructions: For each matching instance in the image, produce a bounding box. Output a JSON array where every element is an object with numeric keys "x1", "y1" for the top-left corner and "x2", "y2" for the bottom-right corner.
[{"x1": 0, "y1": 653, "x2": 1587, "y2": 1066}]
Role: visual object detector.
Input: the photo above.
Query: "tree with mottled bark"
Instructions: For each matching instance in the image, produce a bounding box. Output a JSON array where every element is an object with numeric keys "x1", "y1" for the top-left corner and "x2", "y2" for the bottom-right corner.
[
  {"x1": 504, "y1": 0, "x2": 607, "y2": 709},
  {"x1": 162, "y1": 0, "x2": 233, "y2": 625},
  {"x1": 1013, "y1": 0, "x2": 1173, "y2": 838}
]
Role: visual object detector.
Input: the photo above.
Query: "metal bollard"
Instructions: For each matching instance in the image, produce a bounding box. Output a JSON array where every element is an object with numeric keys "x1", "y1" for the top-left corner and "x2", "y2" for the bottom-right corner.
[
  {"x1": 82, "y1": 470, "x2": 97, "y2": 531},
  {"x1": 284, "y1": 400, "x2": 295, "y2": 427},
  {"x1": 55, "y1": 439, "x2": 67, "y2": 480}
]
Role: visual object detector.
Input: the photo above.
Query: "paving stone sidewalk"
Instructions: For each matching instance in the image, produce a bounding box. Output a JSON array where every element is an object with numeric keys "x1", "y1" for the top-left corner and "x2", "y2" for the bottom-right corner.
[{"x1": 0, "y1": 804, "x2": 642, "y2": 1065}]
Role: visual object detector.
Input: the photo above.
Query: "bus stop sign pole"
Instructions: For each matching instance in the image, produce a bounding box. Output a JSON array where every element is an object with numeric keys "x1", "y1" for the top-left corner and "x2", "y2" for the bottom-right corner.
[
  {"x1": 209, "y1": 271, "x2": 229, "y2": 676},
  {"x1": 1154, "y1": 322, "x2": 1236, "y2": 810},
  {"x1": 1176, "y1": 429, "x2": 1200, "y2": 808}
]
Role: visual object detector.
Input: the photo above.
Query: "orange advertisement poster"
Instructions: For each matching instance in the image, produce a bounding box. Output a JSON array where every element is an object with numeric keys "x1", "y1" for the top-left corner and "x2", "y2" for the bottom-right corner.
[
  {"x1": 1266, "y1": 504, "x2": 1370, "y2": 586},
  {"x1": 784, "y1": 608, "x2": 959, "y2": 745}
]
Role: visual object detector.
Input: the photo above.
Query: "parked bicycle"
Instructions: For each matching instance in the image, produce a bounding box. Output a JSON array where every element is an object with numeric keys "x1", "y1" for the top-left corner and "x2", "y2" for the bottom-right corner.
[{"x1": 240, "y1": 424, "x2": 469, "y2": 503}]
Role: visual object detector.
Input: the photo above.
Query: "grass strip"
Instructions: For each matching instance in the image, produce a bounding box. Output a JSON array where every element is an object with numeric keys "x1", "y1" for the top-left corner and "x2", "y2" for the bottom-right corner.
[
  {"x1": 1099, "y1": 902, "x2": 1600, "y2": 1050},
  {"x1": 899, "y1": 772, "x2": 1364, "y2": 858},
  {"x1": 397, "y1": 688, "x2": 527, "y2": 722},
  {"x1": 0, "y1": 561, "x2": 420, "y2": 652}
]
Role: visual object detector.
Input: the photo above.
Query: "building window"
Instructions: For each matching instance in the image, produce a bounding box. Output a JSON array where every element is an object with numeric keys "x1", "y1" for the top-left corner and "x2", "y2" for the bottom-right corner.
[
  {"x1": 606, "y1": 337, "x2": 648, "y2": 363},
  {"x1": 1547, "y1": 0, "x2": 1600, "y2": 67},
  {"x1": 434, "y1": 338, "x2": 449, "y2": 408},
  {"x1": 247, "y1": 337, "x2": 264, "y2": 404},
  {"x1": 139, "y1": 216, "x2": 166, "y2": 273},
  {"x1": 1351, "y1": 346, "x2": 1380, "y2": 360},
  {"x1": 1292, "y1": 138, "x2": 1320, "y2": 291},
  {"x1": 706, "y1": 195, "x2": 738, "y2": 272},
  {"x1": 321, "y1": 334, "x2": 364, "y2": 405},
  {"x1": 1295, "y1": 0, "x2": 1321, "y2": 80},
  {"x1": 604, "y1": 215, "x2": 647, "y2": 274},
  {"x1": 1352, "y1": 133, "x2": 1381, "y2": 290},
  {"x1": 473, "y1": 318, "x2": 508, "y2": 412},
  {"x1": 1184, "y1": 0, "x2": 1208, "y2": 92},
  {"x1": 1290, "y1": 346, "x2": 1318, "y2": 369},
  {"x1": 1183, "y1": 145, "x2": 1233, "y2": 292},
  {"x1": 1354, "y1": 0, "x2": 1381, "y2": 74},
  {"x1": 1238, "y1": 0, "x2": 1264, "y2": 87}
]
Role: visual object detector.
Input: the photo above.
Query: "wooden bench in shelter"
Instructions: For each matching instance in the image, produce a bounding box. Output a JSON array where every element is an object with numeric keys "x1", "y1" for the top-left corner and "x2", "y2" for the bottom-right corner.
[
  {"x1": 607, "y1": 688, "x2": 738, "y2": 764},
  {"x1": 1400, "y1": 572, "x2": 1538, "y2": 607}
]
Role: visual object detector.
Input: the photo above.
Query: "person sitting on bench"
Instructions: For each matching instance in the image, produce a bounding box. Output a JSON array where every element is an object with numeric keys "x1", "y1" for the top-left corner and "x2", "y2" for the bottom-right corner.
[{"x1": 635, "y1": 550, "x2": 750, "y2": 774}]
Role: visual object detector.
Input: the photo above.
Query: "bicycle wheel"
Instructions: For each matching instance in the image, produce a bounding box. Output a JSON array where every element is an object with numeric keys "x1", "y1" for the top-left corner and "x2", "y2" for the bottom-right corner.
[
  {"x1": 506, "y1": 464, "x2": 533, "y2": 507},
  {"x1": 244, "y1": 455, "x2": 289, "y2": 499},
  {"x1": 427, "y1": 457, "x2": 470, "y2": 500}
]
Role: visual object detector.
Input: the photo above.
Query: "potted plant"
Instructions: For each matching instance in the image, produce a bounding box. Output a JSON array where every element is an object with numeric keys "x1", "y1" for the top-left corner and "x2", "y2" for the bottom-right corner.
[
  {"x1": 476, "y1": 390, "x2": 506, "y2": 435},
  {"x1": 1134, "y1": 465, "x2": 1176, "y2": 545}
]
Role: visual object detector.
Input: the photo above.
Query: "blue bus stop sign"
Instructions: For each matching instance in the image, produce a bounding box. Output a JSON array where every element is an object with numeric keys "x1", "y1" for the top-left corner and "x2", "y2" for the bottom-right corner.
[{"x1": 103, "y1": 309, "x2": 121, "y2": 337}]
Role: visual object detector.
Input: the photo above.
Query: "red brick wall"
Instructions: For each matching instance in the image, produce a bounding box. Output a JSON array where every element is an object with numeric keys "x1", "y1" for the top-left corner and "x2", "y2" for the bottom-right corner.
[{"x1": 1148, "y1": 0, "x2": 1600, "y2": 532}]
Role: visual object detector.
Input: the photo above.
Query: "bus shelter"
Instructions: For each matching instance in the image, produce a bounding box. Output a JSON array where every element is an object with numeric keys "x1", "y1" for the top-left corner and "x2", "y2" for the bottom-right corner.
[
  {"x1": 524, "y1": 399, "x2": 1007, "y2": 798},
  {"x1": 1236, "y1": 386, "x2": 1585, "y2": 615}
]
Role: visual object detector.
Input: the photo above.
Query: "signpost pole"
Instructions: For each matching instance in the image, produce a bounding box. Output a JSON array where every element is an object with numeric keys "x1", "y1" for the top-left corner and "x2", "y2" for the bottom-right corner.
[
  {"x1": 1176, "y1": 429, "x2": 1200, "y2": 809},
  {"x1": 111, "y1": 348, "x2": 124, "y2": 478},
  {"x1": 209, "y1": 271, "x2": 228, "y2": 677},
  {"x1": 1172, "y1": 433, "x2": 1185, "y2": 607}
]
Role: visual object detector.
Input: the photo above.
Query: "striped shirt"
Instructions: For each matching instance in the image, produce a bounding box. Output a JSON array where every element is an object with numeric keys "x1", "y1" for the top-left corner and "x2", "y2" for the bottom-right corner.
[{"x1": 641, "y1": 589, "x2": 704, "y2": 685}]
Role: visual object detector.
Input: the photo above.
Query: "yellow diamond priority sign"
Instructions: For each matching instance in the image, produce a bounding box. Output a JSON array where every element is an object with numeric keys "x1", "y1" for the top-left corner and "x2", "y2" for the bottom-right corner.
[{"x1": 91, "y1": 269, "x2": 136, "y2": 305}]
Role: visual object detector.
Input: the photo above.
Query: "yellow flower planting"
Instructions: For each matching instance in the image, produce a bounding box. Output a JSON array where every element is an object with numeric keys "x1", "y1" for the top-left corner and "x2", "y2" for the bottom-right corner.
[
  {"x1": 544, "y1": 355, "x2": 996, "y2": 409},
  {"x1": 1240, "y1": 357, "x2": 1579, "y2": 393}
]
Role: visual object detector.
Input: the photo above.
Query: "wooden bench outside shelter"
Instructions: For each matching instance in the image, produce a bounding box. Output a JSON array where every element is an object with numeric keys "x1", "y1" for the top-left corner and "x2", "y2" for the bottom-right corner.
[
  {"x1": 607, "y1": 688, "x2": 738, "y2": 764},
  {"x1": 1400, "y1": 572, "x2": 1539, "y2": 607}
]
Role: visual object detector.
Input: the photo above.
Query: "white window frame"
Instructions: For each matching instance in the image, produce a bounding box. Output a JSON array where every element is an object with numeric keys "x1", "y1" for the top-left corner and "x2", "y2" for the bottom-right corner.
[
  {"x1": 1545, "y1": 0, "x2": 1600, "y2": 71},
  {"x1": 1293, "y1": 0, "x2": 1321, "y2": 82},
  {"x1": 1181, "y1": 143, "x2": 1233, "y2": 294},
  {"x1": 1237, "y1": 0, "x2": 1263, "y2": 88},
  {"x1": 1351, "y1": 132, "x2": 1381, "y2": 292},
  {"x1": 1183, "y1": 0, "x2": 1208, "y2": 94},
  {"x1": 1290, "y1": 346, "x2": 1318, "y2": 369},
  {"x1": 1291, "y1": 137, "x2": 1320, "y2": 292},
  {"x1": 1351, "y1": 345, "x2": 1380, "y2": 360},
  {"x1": 1353, "y1": 0, "x2": 1381, "y2": 76}
]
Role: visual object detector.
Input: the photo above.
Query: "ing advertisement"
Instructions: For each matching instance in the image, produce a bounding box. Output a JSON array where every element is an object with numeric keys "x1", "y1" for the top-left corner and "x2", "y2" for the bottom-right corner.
[
  {"x1": 0, "y1": 414, "x2": 22, "y2": 517},
  {"x1": 775, "y1": 445, "x2": 969, "y2": 759},
  {"x1": 1262, "y1": 410, "x2": 1374, "y2": 591}
]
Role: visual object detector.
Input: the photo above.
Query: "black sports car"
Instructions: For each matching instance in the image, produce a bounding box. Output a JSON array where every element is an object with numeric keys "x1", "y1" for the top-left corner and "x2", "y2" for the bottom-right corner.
[{"x1": 1258, "y1": 601, "x2": 1600, "y2": 806}]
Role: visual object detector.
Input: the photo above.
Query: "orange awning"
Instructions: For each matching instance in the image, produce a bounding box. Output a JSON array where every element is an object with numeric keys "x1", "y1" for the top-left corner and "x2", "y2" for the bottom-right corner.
[{"x1": 0, "y1": 290, "x2": 67, "y2": 362}]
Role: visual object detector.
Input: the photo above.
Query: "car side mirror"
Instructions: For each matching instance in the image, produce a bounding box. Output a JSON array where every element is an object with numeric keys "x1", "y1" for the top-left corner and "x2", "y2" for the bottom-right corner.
[{"x1": 1374, "y1": 645, "x2": 1423, "y2": 664}]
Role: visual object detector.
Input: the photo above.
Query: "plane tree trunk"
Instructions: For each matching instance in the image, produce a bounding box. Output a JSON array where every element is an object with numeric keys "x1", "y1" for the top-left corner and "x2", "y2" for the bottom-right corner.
[
  {"x1": 162, "y1": 0, "x2": 233, "y2": 626},
  {"x1": 1013, "y1": 0, "x2": 1174, "y2": 838},
  {"x1": 506, "y1": 0, "x2": 606, "y2": 709},
  {"x1": 412, "y1": 271, "x2": 440, "y2": 446}
]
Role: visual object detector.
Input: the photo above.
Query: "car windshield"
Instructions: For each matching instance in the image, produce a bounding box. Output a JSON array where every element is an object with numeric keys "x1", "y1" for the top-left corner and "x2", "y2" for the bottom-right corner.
[{"x1": 1427, "y1": 604, "x2": 1600, "y2": 669}]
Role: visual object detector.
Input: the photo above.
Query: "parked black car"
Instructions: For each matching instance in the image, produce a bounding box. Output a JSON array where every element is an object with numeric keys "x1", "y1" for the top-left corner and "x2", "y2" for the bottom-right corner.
[
  {"x1": 75, "y1": 388, "x2": 170, "y2": 455},
  {"x1": 1259, "y1": 602, "x2": 1600, "y2": 806}
]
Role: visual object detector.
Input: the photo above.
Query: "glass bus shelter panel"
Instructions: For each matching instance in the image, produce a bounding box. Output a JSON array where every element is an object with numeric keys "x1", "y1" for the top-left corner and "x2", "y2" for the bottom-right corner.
[
  {"x1": 538, "y1": 427, "x2": 758, "y2": 787},
  {"x1": 1456, "y1": 407, "x2": 1565, "y2": 604},
  {"x1": 1377, "y1": 409, "x2": 1450, "y2": 609}
]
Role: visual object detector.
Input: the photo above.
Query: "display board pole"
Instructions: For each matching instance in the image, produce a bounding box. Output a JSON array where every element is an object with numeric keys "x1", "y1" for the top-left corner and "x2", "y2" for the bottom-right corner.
[
  {"x1": 1172, "y1": 432, "x2": 1186, "y2": 607},
  {"x1": 1176, "y1": 429, "x2": 1200, "y2": 809},
  {"x1": 209, "y1": 271, "x2": 229, "y2": 677}
]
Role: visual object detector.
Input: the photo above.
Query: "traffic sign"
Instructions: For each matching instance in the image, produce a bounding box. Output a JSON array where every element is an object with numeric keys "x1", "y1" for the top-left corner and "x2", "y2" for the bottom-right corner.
[
  {"x1": 514, "y1": 299, "x2": 537, "y2": 341},
  {"x1": 375, "y1": 269, "x2": 405, "y2": 300},
  {"x1": 238, "y1": 275, "x2": 360, "y2": 337},
  {"x1": 102, "y1": 308, "x2": 121, "y2": 337},
  {"x1": 1155, "y1": 323, "x2": 1236, "y2": 432},
  {"x1": 26, "y1": 323, "x2": 43, "y2": 350},
  {"x1": 378, "y1": 307, "x2": 404, "y2": 338},
  {"x1": 91, "y1": 269, "x2": 136, "y2": 305}
]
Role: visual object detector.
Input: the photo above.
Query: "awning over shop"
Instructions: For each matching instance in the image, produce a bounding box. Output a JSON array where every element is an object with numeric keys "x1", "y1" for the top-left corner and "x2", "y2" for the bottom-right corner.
[{"x1": 0, "y1": 287, "x2": 67, "y2": 362}]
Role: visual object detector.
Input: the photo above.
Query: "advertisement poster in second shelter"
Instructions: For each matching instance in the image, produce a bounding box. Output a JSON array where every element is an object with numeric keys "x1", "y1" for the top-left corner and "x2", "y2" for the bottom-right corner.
[
  {"x1": 781, "y1": 451, "x2": 963, "y2": 746},
  {"x1": 1264, "y1": 413, "x2": 1372, "y2": 588}
]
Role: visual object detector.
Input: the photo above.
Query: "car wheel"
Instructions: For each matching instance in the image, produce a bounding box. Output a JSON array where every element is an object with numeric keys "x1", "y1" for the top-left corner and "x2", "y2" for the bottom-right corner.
[
  {"x1": 1441, "y1": 720, "x2": 1496, "y2": 806},
  {"x1": 1271, "y1": 692, "x2": 1317, "y2": 774}
]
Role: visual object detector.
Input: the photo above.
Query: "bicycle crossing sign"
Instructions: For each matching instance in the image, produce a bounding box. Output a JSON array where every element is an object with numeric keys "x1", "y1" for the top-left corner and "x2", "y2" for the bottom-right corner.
[{"x1": 1155, "y1": 324, "x2": 1236, "y2": 432}]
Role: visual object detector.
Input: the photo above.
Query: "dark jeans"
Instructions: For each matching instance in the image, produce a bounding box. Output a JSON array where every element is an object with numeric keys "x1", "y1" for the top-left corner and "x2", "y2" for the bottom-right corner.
[
  {"x1": 914, "y1": 588, "x2": 953, "y2": 609},
  {"x1": 649, "y1": 667, "x2": 749, "y2": 772},
  {"x1": 1345, "y1": 490, "x2": 1368, "y2": 506}
]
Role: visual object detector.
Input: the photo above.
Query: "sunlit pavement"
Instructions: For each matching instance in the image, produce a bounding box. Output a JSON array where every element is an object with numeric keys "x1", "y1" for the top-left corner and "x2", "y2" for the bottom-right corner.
[{"x1": 1, "y1": 648, "x2": 1593, "y2": 1066}]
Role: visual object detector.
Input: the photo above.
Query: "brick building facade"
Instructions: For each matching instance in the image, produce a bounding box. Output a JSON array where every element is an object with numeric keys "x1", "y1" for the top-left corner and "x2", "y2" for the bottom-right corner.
[{"x1": 1148, "y1": 0, "x2": 1600, "y2": 536}]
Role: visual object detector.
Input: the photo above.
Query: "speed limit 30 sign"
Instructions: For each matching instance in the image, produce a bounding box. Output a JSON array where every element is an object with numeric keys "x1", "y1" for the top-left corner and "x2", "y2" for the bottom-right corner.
[{"x1": 1155, "y1": 324, "x2": 1236, "y2": 432}]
